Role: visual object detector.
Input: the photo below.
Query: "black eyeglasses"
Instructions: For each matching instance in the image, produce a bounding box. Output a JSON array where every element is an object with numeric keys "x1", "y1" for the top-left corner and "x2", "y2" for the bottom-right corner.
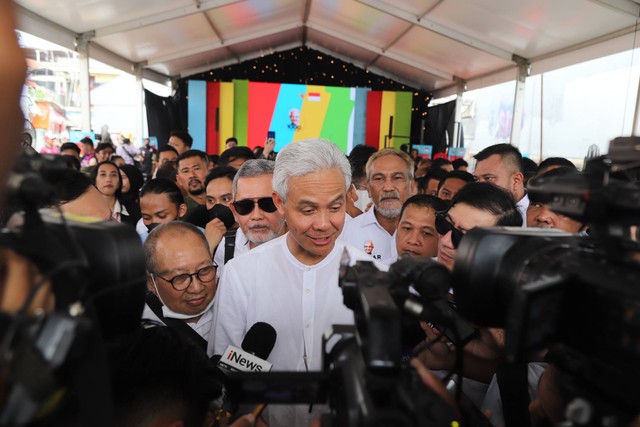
[
  {"x1": 435, "y1": 212, "x2": 465, "y2": 249},
  {"x1": 153, "y1": 264, "x2": 217, "y2": 291},
  {"x1": 232, "y1": 197, "x2": 277, "y2": 216}
]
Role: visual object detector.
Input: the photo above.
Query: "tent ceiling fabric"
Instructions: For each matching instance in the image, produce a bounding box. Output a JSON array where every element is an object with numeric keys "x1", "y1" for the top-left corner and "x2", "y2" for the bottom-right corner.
[{"x1": 14, "y1": 0, "x2": 640, "y2": 92}]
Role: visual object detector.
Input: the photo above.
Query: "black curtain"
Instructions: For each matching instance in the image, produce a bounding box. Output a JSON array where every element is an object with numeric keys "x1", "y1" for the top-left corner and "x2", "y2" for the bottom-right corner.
[
  {"x1": 144, "y1": 89, "x2": 183, "y2": 148},
  {"x1": 425, "y1": 99, "x2": 456, "y2": 154}
]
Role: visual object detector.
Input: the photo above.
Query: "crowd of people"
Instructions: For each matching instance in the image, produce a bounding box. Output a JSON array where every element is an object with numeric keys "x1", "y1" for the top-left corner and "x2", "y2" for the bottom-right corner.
[{"x1": 0, "y1": 2, "x2": 637, "y2": 424}]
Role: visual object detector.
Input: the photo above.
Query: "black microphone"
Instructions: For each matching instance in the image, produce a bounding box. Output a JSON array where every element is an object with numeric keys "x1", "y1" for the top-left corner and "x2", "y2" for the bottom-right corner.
[{"x1": 215, "y1": 322, "x2": 277, "y2": 423}]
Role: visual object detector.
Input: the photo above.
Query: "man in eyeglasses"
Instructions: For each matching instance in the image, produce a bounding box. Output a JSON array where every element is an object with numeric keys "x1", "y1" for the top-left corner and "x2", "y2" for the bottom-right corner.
[
  {"x1": 142, "y1": 221, "x2": 218, "y2": 355},
  {"x1": 213, "y1": 160, "x2": 286, "y2": 274},
  {"x1": 435, "y1": 182, "x2": 522, "y2": 271}
]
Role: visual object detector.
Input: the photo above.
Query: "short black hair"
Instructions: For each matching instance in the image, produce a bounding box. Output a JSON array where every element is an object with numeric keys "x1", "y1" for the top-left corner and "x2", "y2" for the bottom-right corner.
[
  {"x1": 349, "y1": 145, "x2": 377, "y2": 182},
  {"x1": 80, "y1": 137, "x2": 93, "y2": 147},
  {"x1": 400, "y1": 194, "x2": 448, "y2": 218},
  {"x1": 431, "y1": 158, "x2": 452, "y2": 170},
  {"x1": 452, "y1": 158, "x2": 468, "y2": 169},
  {"x1": 170, "y1": 130, "x2": 193, "y2": 148},
  {"x1": 110, "y1": 324, "x2": 222, "y2": 427},
  {"x1": 417, "y1": 168, "x2": 447, "y2": 193},
  {"x1": 158, "y1": 145, "x2": 179, "y2": 156},
  {"x1": 537, "y1": 157, "x2": 576, "y2": 175},
  {"x1": 60, "y1": 142, "x2": 81, "y2": 154},
  {"x1": 218, "y1": 146, "x2": 254, "y2": 167},
  {"x1": 140, "y1": 178, "x2": 184, "y2": 207},
  {"x1": 205, "y1": 165, "x2": 237, "y2": 188},
  {"x1": 176, "y1": 150, "x2": 209, "y2": 169},
  {"x1": 53, "y1": 169, "x2": 92, "y2": 204},
  {"x1": 450, "y1": 182, "x2": 522, "y2": 226},
  {"x1": 474, "y1": 143, "x2": 523, "y2": 174},
  {"x1": 225, "y1": 137, "x2": 238, "y2": 144},
  {"x1": 437, "y1": 170, "x2": 475, "y2": 193},
  {"x1": 96, "y1": 142, "x2": 115, "y2": 153}
]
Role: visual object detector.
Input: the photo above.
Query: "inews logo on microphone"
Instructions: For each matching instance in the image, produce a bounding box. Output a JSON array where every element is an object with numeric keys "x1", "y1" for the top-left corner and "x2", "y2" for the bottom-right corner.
[{"x1": 218, "y1": 345, "x2": 273, "y2": 373}]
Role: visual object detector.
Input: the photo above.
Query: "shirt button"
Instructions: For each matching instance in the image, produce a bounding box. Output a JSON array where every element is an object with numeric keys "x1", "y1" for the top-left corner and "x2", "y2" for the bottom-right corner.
[
  {"x1": 305, "y1": 289, "x2": 311, "y2": 293},
  {"x1": 305, "y1": 323, "x2": 310, "y2": 328}
]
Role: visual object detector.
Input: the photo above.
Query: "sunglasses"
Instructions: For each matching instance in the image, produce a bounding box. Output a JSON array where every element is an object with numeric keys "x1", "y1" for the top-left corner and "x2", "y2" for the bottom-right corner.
[
  {"x1": 435, "y1": 212, "x2": 465, "y2": 249},
  {"x1": 232, "y1": 197, "x2": 277, "y2": 216}
]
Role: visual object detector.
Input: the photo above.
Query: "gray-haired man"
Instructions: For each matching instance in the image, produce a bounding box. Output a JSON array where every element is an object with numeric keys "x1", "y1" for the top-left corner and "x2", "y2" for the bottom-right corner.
[{"x1": 211, "y1": 139, "x2": 386, "y2": 427}]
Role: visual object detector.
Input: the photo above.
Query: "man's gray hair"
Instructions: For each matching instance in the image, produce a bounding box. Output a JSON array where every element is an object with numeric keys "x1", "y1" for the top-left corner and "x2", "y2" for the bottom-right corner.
[
  {"x1": 272, "y1": 139, "x2": 351, "y2": 202},
  {"x1": 232, "y1": 159, "x2": 275, "y2": 199},
  {"x1": 144, "y1": 221, "x2": 210, "y2": 274}
]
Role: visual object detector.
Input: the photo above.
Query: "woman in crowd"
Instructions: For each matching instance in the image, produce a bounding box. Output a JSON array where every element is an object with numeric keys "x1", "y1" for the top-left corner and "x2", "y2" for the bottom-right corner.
[
  {"x1": 119, "y1": 164, "x2": 144, "y2": 226},
  {"x1": 90, "y1": 161, "x2": 127, "y2": 222}
]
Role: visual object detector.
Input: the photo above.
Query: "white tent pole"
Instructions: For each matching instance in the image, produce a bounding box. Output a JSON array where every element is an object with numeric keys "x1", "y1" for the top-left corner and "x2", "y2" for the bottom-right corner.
[
  {"x1": 134, "y1": 64, "x2": 145, "y2": 145},
  {"x1": 452, "y1": 78, "x2": 466, "y2": 148},
  {"x1": 510, "y1": 57, "x2": 529, "y2": 148},
  {"x1": 76, "y1": 34, "x2": 92, "y2": 132}
]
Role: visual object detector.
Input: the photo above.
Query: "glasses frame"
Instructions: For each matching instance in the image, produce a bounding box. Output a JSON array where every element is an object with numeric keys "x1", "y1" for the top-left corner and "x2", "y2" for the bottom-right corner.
[
  {"x1": 435, "y1": 211, "x2": 465, "y2": 249},
  {"x1": 153, "y1": 264, "x2": 218, "y2": 291},
  {"x1": 232, "y1": 197, "x2": 277, "y2": 216}
]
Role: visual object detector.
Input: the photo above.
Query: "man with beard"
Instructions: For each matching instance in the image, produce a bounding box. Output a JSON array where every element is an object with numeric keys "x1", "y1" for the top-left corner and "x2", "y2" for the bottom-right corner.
[
  {"x1": 341, "y1": 148, "x2": 415, "y2": 262},
  {"x1": 213, "y1": 160, "x2": 286, "y2": 275},
  {"x1": 175, "y1": 150, "x2": 209, "y2": 214}
]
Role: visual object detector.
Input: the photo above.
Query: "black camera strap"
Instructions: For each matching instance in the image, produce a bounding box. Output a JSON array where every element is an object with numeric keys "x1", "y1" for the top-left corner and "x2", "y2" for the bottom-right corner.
[
  {"x1": 224, "y1": 228, "x2": 238, "y2": 264},
  {"x1": 496, "y1": 363, "x2": 532, "y2": 427},
  {"x1": 145, "y1": 293, "x2": 208, "y2": 353}
]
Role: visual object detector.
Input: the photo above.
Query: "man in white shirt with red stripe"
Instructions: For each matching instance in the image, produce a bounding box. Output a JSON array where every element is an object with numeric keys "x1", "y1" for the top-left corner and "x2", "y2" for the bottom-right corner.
[
  {"x1": 211, "y1": 138, "x2": 386, "y2": 427},
  {"x1": 341, "y1": 148, "x2": 416, "y2": 264}
]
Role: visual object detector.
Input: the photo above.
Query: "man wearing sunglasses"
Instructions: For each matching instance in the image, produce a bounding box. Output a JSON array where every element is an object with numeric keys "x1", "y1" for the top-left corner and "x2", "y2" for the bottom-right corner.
[
  {"x1": 211, "y1": 139, "x2": 386, "y2": 427},
  {"x1": 213, "y1": 160, "x2": 286, "y2": 272},
  {"x1": 341, "y1": 148, "x2": 416, "y2": 263},
  {"x1": 142, "y1": 221, "x2": 217, "y2": 354},
  {"x1": 436, "y1": 182, "x2": 522, "y2": 271}
]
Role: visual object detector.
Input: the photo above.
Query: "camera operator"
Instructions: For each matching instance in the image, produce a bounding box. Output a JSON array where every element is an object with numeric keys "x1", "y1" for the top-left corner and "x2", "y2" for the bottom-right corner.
[{"x1": 420, "y1": 182, "x2": 522, "y2": 416}]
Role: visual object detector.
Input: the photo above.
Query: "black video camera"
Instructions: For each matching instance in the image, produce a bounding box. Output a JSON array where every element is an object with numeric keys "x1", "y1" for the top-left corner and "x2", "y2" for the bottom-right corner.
[{"x1": 0, "y1": 149, "x2": 147, "y2": 426}]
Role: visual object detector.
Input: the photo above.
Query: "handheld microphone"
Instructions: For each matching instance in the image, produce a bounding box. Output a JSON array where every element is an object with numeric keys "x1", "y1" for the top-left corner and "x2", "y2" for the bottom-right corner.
[{"x1": 215, "y1": 322, "x2": 277, "y2": 423}]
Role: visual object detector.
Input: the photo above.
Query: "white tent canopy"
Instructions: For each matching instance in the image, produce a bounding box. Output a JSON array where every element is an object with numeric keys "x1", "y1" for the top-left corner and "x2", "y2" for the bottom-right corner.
[{"x1": 14, "y1": 0, "x2": 640, "y2": 95}]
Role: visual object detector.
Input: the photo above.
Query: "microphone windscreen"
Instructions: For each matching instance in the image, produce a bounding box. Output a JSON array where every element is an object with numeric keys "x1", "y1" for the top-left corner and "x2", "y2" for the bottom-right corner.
[{"x1": 241, "y1": 322, "x2": 277, "y2": 360}]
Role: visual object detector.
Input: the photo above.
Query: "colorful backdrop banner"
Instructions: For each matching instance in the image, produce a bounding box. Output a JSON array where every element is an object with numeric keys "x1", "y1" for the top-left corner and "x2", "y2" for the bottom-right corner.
[{"x1": 188, "y1": 80, "x2": 412, "y2": 154}]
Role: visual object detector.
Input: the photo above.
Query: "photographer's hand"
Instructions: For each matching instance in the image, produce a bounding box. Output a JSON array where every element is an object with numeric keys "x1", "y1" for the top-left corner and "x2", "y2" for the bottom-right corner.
[
  {"x1": 416, "y1": 321, "x2": 456, "y2": 371},
  {"x1": 0, "y1": 248, "x2": 54, "y2": 315},
  {"x1": 205, "y1": 218, "x2": 228, "y2": 256}
]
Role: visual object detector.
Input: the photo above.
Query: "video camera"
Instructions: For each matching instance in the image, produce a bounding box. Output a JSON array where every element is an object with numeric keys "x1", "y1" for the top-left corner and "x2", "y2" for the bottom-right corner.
[
  {"x1": 0, "y1": 148, "x2": 146, "y2": 426},
  {"x1": 226, "y1": 137, "x2": 639, "y2": 427},
  {"x1": 451, "y1": 137, "x2": 640, "y2": 426}
]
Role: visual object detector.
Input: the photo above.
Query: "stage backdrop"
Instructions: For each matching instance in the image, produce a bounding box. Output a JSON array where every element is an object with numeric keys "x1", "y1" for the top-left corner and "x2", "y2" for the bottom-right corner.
[{"x1": 187, "y1": 80, "x2": 412, "y2": 154}]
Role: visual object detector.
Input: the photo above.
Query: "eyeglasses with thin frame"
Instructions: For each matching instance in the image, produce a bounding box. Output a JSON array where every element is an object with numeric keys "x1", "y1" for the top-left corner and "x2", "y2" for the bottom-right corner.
[
  {"x1": 152, "y1": 264, "x2": 218, "y2": 291},
  {"x1": 435, "y1": 212, "x2": 465, "y2": 249},
  {"x1": 232, "y1": 197, "x2": 277, "y2": 216}
]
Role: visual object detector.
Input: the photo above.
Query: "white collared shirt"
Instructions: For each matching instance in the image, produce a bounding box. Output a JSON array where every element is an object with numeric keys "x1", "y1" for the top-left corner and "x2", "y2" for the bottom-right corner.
[
  {"x1": 340, "y1": 207, "x2": 396, "y2": 263},
  {"x1": 210, "y1": 234, "x2": 387, "y2": 427},
  {"x1": 516, "y1": 193, "x2": 530, "y2": 227}
]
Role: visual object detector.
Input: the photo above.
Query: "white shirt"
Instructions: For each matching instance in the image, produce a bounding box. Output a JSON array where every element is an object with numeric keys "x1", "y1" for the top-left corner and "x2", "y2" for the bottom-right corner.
[
  {"x1": 210, "y1": 234, "x2": 387, "y2": 427},
  {"x1": 141, "y1": 303, "x2": 215, "y2": 356},
  {"x1": 340, "y1": 207, "x2": 396, "y2": 263},
  {"x1": 516, "y1": 193, "x2": 530, "y2": 227},
  {"x1": 213, "y1": 227, "x2": 250, "y2": 278}
]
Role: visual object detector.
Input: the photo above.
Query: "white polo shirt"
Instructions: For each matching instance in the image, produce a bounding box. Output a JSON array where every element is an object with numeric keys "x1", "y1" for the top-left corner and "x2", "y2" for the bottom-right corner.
[
  {"x1": 210, "y1": 234, "x2": 387, "y2": 427},
  {"x1": 340, "y1": 207, "x2": 396, "y2": 263}
]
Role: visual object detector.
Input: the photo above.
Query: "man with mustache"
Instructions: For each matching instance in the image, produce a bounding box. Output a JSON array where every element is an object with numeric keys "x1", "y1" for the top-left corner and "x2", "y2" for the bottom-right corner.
[
  {"x1": 341, "y1": 148, "x2": 415, "y2": 262},
  {"x1": 175, "y1": 150, "x2": 209, "y2": 214},
  {"x1": 213, "y1": 159, "x2": 286, "y2": 275}
]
